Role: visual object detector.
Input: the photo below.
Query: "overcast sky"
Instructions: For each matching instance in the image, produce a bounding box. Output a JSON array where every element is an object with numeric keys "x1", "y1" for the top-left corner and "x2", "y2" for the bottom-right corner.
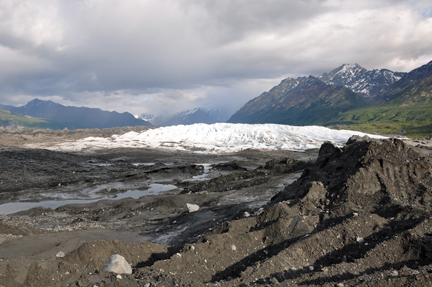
[{"x1": 0, "y1": 0, "x2": 431, "y2": 117}]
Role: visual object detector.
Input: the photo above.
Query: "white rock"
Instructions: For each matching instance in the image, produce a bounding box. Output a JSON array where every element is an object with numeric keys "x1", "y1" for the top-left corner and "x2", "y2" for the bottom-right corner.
[
  {"x1": 356, "y1": 237, "x2": 365, "y2": 243},
  {"x1": 56, "y1": 251, "x2": 65, "y2": 258},
  {"x1": 103, "y1": 254, "x2": 132, "y2": 274},
  {"x1": 186, "y1": 203, "x2": 200, "y2": 213}
]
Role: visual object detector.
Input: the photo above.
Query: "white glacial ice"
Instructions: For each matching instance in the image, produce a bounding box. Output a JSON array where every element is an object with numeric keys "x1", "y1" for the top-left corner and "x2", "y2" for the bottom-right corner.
[{"x1": 44, "y1": 123, "x2": 387, "y2": 153}]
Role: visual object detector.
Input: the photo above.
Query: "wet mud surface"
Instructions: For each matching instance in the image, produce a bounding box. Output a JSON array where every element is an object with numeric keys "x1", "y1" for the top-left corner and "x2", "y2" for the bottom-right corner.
[{"x1": 1, "y1": 128, "x2": 432, "y2": 286}]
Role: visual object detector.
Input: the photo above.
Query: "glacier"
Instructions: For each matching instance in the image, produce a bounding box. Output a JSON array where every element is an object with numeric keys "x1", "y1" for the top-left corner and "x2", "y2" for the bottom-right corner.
[{"x1": 44, "y1": 123, "x2": 387, "y2": 153}]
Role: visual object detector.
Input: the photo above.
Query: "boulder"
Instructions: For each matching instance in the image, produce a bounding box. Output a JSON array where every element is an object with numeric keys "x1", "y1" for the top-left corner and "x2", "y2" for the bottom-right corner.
[
  {"x1": 186, "y1": 203, "x2": 200, "y2": 212},
  {"x1": 103, "y1": 254, "x2": 132, "y2": 274}
]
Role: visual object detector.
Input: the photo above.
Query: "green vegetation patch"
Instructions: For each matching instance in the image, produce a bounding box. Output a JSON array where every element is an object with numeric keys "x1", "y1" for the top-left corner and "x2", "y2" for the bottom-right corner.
[
  {"x1": 327, "y1": 98, "x2": 432, "y2": 138},
  {"x1": 330, "y1": 122, "x2": 432, "y2": 138},
  {"x1": 0, "y1": 109, "x2": 63, "y2": 129}
]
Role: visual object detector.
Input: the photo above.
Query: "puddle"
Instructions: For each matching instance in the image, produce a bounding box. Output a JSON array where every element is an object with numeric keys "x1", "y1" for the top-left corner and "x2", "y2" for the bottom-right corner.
[
  {"x1": 193, "y1": 164, "x2": 212, "y2": 180},
  {"x1": 191, "y1": 162, "x2": 236, "y2": 181},
  {"x1": 0, "y1": 183, "x2": 177, "y2": 215},
  {"x1": 88, "y1": 161, "x2": 159, "y2": 167}
]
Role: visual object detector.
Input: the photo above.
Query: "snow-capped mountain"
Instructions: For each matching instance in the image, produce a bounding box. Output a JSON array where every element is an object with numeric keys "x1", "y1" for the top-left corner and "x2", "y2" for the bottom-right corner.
[
  {"x1": 318, "y1": 63, "x2": 406, "y2": 102},
  {"x1": 228, "y1": 63, "x2": 413, "y2": 125},
  {"x1": 228, "y1": 75, "x2": 367, "y2": 125},
  {"x1": 228, "y1": 60, "x2": 432, "y2": 133},
  {"x1": 145, "y1": 108, "x2": 231, "y2": 126}
]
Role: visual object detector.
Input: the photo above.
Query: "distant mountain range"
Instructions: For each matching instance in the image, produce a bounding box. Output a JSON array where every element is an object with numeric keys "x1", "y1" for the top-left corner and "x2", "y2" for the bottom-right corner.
[
  {"x1": 2, "y1": 61, "x2": 431, "y2": 137},
  {"x1": 141, "y1": 108, "x2": 230, "y2": 126},
  {"x1": 228, "y1": 61, "x2": 432, "y2": 137},
  {"x1": 0, "y1": 98, "x2": 229, "y2": 130},
  {"x1": 0, "y1": 99, "x2": 151, "y2": 129}
]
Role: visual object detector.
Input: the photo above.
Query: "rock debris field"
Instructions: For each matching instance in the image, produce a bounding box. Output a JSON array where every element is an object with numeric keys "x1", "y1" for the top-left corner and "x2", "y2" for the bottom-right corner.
[{"x1": 0, "y1": 127, "x2": 432, "y2": 286}]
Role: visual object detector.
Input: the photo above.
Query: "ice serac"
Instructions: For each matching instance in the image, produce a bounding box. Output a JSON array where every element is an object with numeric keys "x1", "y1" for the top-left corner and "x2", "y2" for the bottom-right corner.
[{"x1": 228, "y1": 75, "x2": 367, "y2": 125}]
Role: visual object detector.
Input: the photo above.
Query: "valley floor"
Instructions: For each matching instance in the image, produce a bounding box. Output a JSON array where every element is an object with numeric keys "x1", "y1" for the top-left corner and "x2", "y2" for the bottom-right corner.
[{"x1": 0, "y1": 127, "x2": 432, "y2": 286}]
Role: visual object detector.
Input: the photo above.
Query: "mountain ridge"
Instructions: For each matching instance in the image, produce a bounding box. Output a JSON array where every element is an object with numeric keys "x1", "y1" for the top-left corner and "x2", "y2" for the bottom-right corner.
[
  {"x1": 377, "y1": 60, "x2": 432, "y2": 102},
  {"x1": 0, "y1": 99, "x2": 152, "y2": 130},
  {"x1": 228, "y1": 75, "x2": 367, "y2": 125}
]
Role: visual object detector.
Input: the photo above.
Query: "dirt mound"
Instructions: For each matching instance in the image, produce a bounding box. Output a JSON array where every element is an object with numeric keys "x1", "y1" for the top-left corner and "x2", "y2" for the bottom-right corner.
[
  {"x1": 272, "y1": 136, "x2": 432, "y2": 215},
  {"x1": 213, "y1": 161, "x2": 248, "y2": 171}
]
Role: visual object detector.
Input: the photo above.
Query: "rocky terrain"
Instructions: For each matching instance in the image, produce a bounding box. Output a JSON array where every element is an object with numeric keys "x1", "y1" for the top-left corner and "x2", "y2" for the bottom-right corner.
[{"x1": 0, "y1": 128, "x2": 432, "y2": 286}]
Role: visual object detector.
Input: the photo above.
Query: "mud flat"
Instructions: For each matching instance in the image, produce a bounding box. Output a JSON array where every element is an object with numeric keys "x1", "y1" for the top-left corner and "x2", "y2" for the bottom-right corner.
[{"x1": 0, "y1": 127, "x2": 432, "y2": 286}]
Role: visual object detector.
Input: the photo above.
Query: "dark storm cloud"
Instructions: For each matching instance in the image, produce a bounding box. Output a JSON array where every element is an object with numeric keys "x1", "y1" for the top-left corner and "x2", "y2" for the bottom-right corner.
[{"x1": 180, "y1": 0, "x2": 330, "y2": 44}]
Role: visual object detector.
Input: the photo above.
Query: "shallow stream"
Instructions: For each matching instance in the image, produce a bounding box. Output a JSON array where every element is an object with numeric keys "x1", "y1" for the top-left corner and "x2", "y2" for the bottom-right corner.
[{"x1": 0, "y1": 183, "x2": 177, "y2": 215}]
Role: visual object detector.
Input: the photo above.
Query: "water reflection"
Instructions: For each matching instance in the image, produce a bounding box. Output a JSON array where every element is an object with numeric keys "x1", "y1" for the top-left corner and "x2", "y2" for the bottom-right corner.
[{"x1": 0, "y1": 183, "x2": 177, "y2": 215}]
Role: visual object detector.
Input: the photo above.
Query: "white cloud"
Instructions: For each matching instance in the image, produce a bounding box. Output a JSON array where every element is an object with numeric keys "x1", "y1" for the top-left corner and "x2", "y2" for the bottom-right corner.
[
  {"x1": 0, "y1": 0, "x2": 431, "y2": 116},
  {"x1": 0, "y1": 0, "x2": 64, "y2": 51}
]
